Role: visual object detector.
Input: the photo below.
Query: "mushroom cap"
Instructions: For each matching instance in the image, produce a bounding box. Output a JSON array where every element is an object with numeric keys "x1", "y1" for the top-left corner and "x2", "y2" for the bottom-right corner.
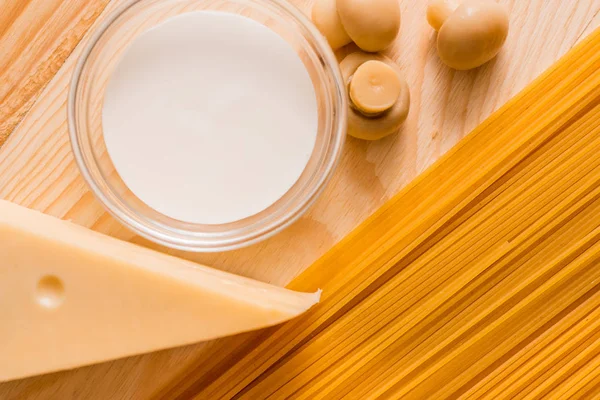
[
  {"x1": 427, "y1": 0, "x2": 460, "y2": 31},
  {"x1": 341, "y1": 52, "x2": 410, "y2": 140},
  {"x1": 437, "y1": 0, "x2": 509, "y2": 70},
  {"x1": 337, "y1": 0, "x2": 401, "y2": 52},
  {"x1": 311, "y1": 0, "x2": 352, "y2": 50}
]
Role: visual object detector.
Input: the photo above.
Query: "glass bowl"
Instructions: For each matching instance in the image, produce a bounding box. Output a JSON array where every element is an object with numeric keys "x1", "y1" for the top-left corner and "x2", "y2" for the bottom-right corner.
[{"x1": 68, "y1": 0, "x2": 346, "y2": 252}]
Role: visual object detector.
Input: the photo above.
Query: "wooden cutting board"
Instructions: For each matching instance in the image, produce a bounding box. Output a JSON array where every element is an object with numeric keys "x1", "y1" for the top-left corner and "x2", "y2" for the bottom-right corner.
[{"x1": 1, "y1": 0, "x2": 599, "y2": 398}]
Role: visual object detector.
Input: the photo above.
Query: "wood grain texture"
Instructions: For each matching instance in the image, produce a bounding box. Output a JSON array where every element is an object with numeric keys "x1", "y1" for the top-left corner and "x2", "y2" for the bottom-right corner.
[
  {"x1": 0, "y1": 0, "x2": 599, "y2": 398},
  {"x1": 0, "y1": 0, "x2": 111, "y2": 145}
]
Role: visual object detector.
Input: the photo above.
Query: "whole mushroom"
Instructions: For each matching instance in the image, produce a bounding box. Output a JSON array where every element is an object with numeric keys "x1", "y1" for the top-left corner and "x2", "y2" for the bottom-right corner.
[
  {"x1": 312, "y1": 0, "x2": 401, "y2": 52},
  {"x1": 427, "y1": 0, "x2": 509, "y2": 70},
  {"x1": 337, "y1": 0, "x2": 401, "y2": 52},
  {"x1": 341, "y1": 52, "x2": 410, "y2": 140},
  {"x1": 427, "y1": 0, "x2": 460, "y2": 31},
  {"x1": 311, "y1": 0, "x2": 352, "y2": 49}
]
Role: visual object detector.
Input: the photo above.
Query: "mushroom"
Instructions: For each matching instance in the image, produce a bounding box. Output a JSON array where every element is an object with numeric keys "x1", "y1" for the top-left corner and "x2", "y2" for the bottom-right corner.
[
  {"x1": 427, "y1": 0, "x2": 509, "y2": 70},
  {"x1": 311, "y1": 0, "x2": 401, "y2": 52},
  {"x1": 311, "y1": 0, "x2": 352, "y2": 50},
  {"x1": 341, "y1": 52, "x2": 410, "y2": 140},
  {"x1": 427, "y1": 0, "x2": 460, "y2": 31},
  {"x1": 337, "y1": 0, "x2": 401, "y2": 52}
]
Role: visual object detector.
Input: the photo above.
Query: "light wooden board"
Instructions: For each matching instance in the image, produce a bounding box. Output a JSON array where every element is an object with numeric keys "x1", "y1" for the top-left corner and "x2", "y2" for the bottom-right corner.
[
  {"x1": 1, "y1": 0, "x2": 599, "y2": 398},
  {"x1": 0, "y1": 0, "x2": 111, "y2": 144}
]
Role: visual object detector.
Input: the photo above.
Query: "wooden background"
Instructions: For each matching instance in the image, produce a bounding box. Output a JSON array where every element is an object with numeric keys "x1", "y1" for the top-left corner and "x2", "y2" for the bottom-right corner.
[{"x1": 1, "y1": 0, "x2": 599, "y2": 398}]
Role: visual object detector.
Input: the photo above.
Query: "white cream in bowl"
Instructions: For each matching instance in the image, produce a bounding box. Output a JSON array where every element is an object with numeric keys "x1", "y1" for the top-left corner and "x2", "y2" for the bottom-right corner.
[{"x1": 103, "y1": 11, "x2": 318, "y2": 225}]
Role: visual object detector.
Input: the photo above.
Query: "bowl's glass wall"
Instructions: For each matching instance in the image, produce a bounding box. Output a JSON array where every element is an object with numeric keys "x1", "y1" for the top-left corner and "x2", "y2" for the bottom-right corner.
[{"x1": 69, "y1": 0, "x2": 346, "y2": 251}]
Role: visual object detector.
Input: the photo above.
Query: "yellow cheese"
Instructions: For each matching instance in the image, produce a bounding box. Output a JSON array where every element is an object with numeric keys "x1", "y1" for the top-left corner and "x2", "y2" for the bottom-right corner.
[{"x1": 0, "y1": 200, "x2": 320, "y2": 382}]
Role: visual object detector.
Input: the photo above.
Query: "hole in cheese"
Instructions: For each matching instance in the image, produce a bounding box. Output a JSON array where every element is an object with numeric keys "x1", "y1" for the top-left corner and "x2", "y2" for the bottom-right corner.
[{"x1": 36, "y1": 276, "x2": 65, "y2": 309}]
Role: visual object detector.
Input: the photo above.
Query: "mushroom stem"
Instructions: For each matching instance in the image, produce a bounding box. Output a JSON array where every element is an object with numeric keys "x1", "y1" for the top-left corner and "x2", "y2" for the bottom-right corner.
[
  {"x1": 348, "y1": 92, "x2": 386, "y2": 117},
  {"x1": 427, "y1": 0, "x2": 461, "y2": 31},
  {"x1": 348, "y1": 60, "x2": 402, "y2": 116}
]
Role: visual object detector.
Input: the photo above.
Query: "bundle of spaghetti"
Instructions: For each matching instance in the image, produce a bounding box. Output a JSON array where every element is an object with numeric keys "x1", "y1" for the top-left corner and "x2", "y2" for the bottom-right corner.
[{"x1": 155, "y1": 27, "x2": 600, "y2": 400}]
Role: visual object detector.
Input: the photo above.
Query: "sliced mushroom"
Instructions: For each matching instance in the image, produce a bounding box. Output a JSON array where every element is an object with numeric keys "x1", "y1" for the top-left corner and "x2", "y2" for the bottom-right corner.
[
  {"x1": 428, "y1": 0, "x2": 509, "y2": 70},
  {"x1": 341, "y1": 52, "x2": 410, "y2": 140}
]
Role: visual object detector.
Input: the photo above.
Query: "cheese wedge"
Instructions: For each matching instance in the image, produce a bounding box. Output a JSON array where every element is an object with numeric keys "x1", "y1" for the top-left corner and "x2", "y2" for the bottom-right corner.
[{"x1": 0, "y1": 200, "x2": 320, "y2": 382}]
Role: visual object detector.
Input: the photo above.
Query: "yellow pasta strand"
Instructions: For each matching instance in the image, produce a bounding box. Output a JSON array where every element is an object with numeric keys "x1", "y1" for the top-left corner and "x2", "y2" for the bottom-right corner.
[{"x1": 154, "y1": 27, "x2": 600, "y2": 400}]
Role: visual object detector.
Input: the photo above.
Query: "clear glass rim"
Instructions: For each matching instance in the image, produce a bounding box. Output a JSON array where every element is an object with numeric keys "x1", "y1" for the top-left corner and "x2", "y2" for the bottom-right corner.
[{"x1": 68, "y1": 0, "x2": 347, "y2": 252}]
